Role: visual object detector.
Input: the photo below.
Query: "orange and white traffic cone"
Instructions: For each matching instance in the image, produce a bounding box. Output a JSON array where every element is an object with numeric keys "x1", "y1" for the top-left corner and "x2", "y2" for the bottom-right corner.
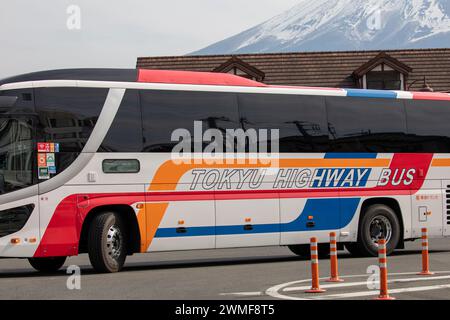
[
  {"x1": 305, "y1": 237, "x2": 326, "y2": 293},
  {"x1": 326, "y1": 232, "x2": 344, "y2": 282},
  {"x1": 418, "y1": 228, "x2": 434, "y2": 276},
  {"x1": 374, "y1": 238, "x2": 395, "y2": 300}
]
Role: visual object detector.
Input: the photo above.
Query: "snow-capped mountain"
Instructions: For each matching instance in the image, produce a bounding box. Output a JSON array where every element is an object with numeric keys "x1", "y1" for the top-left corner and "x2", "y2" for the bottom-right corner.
[{"x1": 192, "y1": 0, "x2": 450, "y2": 55}]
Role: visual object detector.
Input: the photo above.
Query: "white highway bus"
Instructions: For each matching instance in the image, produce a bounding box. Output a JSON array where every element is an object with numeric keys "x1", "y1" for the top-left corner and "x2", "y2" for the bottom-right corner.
[{"x1": 0, "y1": 68, "x2": 450, "y2": 273}]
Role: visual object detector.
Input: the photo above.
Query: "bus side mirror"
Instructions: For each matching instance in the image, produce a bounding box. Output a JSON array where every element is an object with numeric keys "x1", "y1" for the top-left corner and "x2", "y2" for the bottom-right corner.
[{"x1": 0, "y1": 96, "x2": 18, "y2": 112}]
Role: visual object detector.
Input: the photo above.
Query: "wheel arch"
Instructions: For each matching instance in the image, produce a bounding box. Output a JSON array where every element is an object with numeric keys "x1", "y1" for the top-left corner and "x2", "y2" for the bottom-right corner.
[{"x1": 78, "y1": 204, "x2": 141, "y2": 255}]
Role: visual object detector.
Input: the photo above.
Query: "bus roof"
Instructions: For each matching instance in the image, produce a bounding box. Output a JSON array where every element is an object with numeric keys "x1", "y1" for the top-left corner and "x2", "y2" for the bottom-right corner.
[{"x1": 1, "y1": 68, "x2": 450, "y2": 101}]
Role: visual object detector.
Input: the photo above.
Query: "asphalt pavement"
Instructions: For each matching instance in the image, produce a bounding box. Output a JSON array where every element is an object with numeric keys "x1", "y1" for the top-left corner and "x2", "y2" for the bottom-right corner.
[{"x1": 1, "y1": 238, "x2": 450, "y2": 300}]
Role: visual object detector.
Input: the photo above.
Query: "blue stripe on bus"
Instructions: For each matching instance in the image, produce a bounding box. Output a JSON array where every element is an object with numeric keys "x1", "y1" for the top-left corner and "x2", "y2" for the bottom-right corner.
[
  {"x1": 155, "y1": 226, "x2": 215, "y2": 238},
  {"x1": 280, "y1": 198, "x2": 359, "y2": 232},
  {"x1": 324, "y1": 153, "x2": 377, "y2": 159},
  {"x1": 346, "y1": 89, "x2": 397, "y2": 99},
  {"x1": 154, "y1": 198, "x2": 360, "y2": 238}
]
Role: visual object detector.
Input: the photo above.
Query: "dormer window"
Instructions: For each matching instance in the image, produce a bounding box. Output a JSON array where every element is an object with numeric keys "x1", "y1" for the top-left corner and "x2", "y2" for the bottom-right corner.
[
  {"x1": 365, "y1": 65, "x2": 403, "y2": 90},
  {"x1": 353, "y1": 52, "x2": 412, "y2": 91}
]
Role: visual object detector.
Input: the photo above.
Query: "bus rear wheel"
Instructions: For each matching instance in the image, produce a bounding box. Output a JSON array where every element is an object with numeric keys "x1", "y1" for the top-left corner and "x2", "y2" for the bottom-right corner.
[
  {"x1": 354, "y1": 204, "x2": 401, "y2": 257},
  {"x1": 28, "y1": 256, "x2": 66, "y2": 272},
  {"x1": 88, "y1": 212, "x2": 127, "y2": 273}
]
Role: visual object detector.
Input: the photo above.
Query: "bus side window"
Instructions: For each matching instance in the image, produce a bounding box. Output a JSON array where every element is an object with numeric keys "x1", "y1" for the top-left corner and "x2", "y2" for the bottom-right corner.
[
  {"x1": 102, "y1": 159, "x2": 140, "y2": 174},
  {"x1": 100, "y1": 90, "x2": 143, "y2": 152},
  {"x1": 326, "y1": 96, "x2": 409, "y2": 153},
  {"x1": 237, "y1": 93, "x2": 329, "y2": 153},
  {"x1": 35, "y1": 87, "x2": 107, "y2": 153},
  {"x1": 0, "y1": 89, "x2": 35, "y2": 114},
  {"x1": 34, "y1": 87, "x2": 108, "y2": 176},
  {"x1": 405, "y1": 100, "x2": 450, "y2": 153},
  {"x1": 140, "y1": 90, "x2": 240, "y2": 153}
]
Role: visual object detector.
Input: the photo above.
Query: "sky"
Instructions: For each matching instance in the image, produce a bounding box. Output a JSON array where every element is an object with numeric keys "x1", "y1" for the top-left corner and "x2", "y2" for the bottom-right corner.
[{"x1": 0, "y1": 0, "x2": 299, "y2": 78}]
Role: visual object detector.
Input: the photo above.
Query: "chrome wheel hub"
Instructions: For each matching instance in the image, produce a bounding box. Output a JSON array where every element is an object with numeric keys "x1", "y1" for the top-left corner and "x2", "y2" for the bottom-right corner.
[
  {"x1": 370, "y1": 215, "x2": 392, "y2": 245},
  {"x1": 106, "y1": 225, "x2": 122, "y2": 259}
]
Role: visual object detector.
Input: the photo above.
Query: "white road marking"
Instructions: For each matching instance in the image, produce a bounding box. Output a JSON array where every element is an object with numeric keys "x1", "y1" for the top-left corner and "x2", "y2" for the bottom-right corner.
[
  {"x1": 220, "y1": 292, "x2": 263, "y2": 297},
  {"x1": 222, "y1": 272, "x2": 450, "y2": 299},
  {"x1": 263, "y1": 271, "x2": 450, "y2": 300},
  {"x1": 265, "y1": 279, "x2": 312, "y2": 300},
  {"x1": 314, "y1": 284, "x2": 450, "y2": 299},
  {"x1": 284, "y1": 275, "x2": 450, "y2": 292}
]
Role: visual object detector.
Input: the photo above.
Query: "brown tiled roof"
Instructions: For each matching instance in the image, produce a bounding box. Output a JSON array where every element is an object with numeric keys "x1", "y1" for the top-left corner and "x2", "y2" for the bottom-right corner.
[{"x1": 137, "y1": 48, "x2": 450, "y2": 92}]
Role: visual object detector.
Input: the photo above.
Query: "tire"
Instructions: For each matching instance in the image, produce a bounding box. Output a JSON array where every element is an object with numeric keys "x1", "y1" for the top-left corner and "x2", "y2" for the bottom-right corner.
[
  {"x1": 355, "y1": 204, "x2": 401, "y2": 257},
  {"x1": 288, "y1": 243, "x2": 330, "y2": 259},
  {"x1": 88, "y1": 212, "x2": 127, "y2": 273},
  {"x1": 28, "y1": 256, "x2": 66, "y2": 272}
]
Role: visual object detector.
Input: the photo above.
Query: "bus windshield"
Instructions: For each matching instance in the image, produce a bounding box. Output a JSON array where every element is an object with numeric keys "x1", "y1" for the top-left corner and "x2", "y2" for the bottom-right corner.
[{"x1": 0, "y1": 117, "x2": 34, "y2": 194}]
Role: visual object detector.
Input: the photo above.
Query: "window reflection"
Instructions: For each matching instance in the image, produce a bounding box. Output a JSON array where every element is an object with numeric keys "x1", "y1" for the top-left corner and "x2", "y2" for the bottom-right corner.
[
  {"x1": 326, "y1": 97, "x2": 409, "y2": 153},
  {"x1": 0, "y1": 118, "x2": 33, "y2": 194},
  {"x1": 238, "y1": 94, "x2": 329, "y2": 152},
  {"x1": 141, "y1": 91, "x2": 240, "y2": 152},
  {"x1": 35, "y1": 88, "x2": 106, "y2": 153}
]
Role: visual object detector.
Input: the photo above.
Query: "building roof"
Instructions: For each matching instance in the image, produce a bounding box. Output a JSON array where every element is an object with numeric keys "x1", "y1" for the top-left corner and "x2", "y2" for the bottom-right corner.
[{"x1": 137, "y1": 48, "x2": 450, "y2": 92}]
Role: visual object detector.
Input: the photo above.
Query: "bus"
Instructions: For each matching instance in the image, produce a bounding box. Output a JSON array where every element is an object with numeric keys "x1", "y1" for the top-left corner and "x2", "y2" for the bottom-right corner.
[{"x1": 0, "y1": 68, "x2": 450, "y2": 273}]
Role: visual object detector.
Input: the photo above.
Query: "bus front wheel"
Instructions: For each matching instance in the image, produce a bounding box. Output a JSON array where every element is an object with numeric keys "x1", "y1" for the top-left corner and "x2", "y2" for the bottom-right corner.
[
  {"x1": 88, "y1": 212, "x2": 127, "y2": 273},
  {"x1": 28, "y1": 256, "x2": 66, "y2": 272}
]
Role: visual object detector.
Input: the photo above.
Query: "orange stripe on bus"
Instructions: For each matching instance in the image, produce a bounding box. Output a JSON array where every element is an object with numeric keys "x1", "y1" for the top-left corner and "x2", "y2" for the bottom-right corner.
[
  {"x1": 138, "y1": 202, "x2": 169, "y2": 251},
  {"x1": 431, "y1": 159, "x2": 450, "y2": 167},
  {"x1": 149, "y1": 158, "x2": 390, "y2": 187}
]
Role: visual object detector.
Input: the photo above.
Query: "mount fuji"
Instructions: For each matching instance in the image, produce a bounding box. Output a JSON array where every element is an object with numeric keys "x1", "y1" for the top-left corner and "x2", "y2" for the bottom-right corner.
[{"x1": 192, "y1": 0, "x2": 450, "y2": 54}]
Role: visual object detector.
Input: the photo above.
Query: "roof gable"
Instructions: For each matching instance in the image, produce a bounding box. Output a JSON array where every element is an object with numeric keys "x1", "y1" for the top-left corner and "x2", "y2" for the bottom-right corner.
[
  {"x1": 213, "y1": 56, "x2": 265, "y2": 81},
  {"x1": 353, "y1": 52, "x2": 413, "y2": 78}
]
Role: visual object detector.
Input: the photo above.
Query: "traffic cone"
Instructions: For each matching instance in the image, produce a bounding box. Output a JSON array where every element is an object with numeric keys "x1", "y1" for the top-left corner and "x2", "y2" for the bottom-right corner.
[
  {"x1": 305, "y1": 237, "x2": 326, "y2": 293},
  {"x1": 326, "y1": 232, "x2": 344, "y2": 282},
  {"x1": 374, "y1": 238, "x2": 395, "y2": 300},
  {"x1": 417, "y1": 228, "x2": 434, "y2": 276}
]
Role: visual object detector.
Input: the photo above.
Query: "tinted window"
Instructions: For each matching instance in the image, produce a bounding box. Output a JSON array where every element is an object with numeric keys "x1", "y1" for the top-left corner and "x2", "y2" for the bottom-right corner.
[
  {"x1": 406, "y1": 100, "x2": 450, "y2": 153},
  {"x1": 100, "y1": 90, "x2": 143, "y2": 152},
  {"x1": 0, "y1": 89, "x2": 35, "y2": 114},
  {"x1": 326, "y1": 97, "x2": 408, "y2": 153},
  {"x1": 34, "y1": 88, "x2": 107, "y2": 178},
  {"x1": 141, "y1": 90, "x2": 240, "y2": 152},
  {"x1": 0, "y1": 117, "x2": 34, "y2": 194},
  {"x1": 35, "y1": 88, "x2": 107, "y2": 153},
  {"x1": 102, "y1": 159, "x2": 140, "y2": 173},
  {"x1": 238, "y1": 94, "x2": 329, "y2": 152}
]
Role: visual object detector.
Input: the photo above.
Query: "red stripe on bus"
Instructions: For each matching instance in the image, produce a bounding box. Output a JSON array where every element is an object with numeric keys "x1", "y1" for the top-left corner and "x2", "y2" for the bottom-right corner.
[
  {"x1": 412, "y1": 92, "x2": 450, "y2": 101},
  {"x1": 137, "y1": 69, "x2": 267, "y2": 87}
]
